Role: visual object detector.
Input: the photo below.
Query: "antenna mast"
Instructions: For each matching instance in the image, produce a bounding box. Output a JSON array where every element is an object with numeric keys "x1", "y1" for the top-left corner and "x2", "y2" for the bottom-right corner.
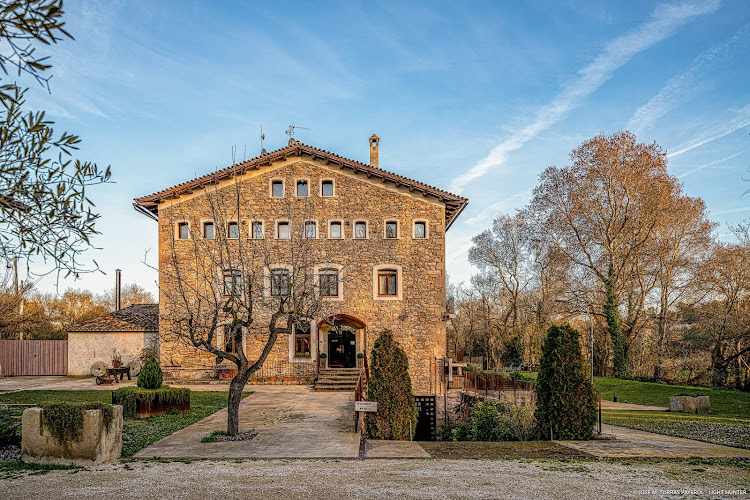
[
  {"x1": 285, "y1": 123, "x2": 309, "y2": 145},
  {"x1": 260, "y1": 125, "x2": 267, "y2": 155}
]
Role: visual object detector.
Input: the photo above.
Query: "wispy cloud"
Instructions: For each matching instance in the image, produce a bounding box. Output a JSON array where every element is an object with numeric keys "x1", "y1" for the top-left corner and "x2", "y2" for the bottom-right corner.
[
  {"x1": 449, "y1": 1, "x2": 720, "y2": 194},
  {"x1": 677, "y1": 151, "x2": 741, "y2": 178},
  {"x1": 464, "y1": 189, "x2": 532, "y2": 225},
  {"x1": 709, "y1": 207, "x2": 750, "y2": 215},
  {"x1": 628, "y1": 24, "x2": 750, "y2": 135},
  {"x1": 668, "y1": 104, "x2": 750, "y2": 157}
]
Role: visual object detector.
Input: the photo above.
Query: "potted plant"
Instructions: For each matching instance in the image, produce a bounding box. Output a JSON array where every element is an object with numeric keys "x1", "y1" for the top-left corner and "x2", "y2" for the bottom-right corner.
[
  {"x1": 320, "y1": 352, "x2": 327, "y2": 369},
  {"x1": 357, "y1": 352, "x2": 364, "y2": 368},
  {"x1": 111, "y1": 348, "x2": 123, "y2": 368}
]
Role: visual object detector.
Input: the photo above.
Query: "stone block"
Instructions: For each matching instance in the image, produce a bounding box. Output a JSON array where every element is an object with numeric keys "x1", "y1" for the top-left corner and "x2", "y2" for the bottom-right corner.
[
  {"x1": 669, "y1": 395, "x2": 710, "y2": 414},
  {"x1": 22, "y1": 405, "x2": 123, "y2": 465}
]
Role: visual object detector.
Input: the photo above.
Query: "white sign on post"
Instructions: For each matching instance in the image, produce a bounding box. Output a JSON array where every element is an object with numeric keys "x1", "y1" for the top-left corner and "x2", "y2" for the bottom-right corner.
[{"x1": 355, "y1": 401, "x2": 378, "y2": 413}]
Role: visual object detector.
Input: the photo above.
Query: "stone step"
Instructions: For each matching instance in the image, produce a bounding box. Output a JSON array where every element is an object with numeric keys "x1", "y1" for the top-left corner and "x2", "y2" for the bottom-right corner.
[{"x1": 315, "y1": 384, "x2": 357, "y2": 391}]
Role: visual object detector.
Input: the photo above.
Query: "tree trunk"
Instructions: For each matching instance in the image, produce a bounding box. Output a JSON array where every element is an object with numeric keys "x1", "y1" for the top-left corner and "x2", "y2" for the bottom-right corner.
[
  {"x1": 604, "y1": 269, "x2": 627, "y2": 377},
  {"x1": 711, "y1": 343, "x2": 728, "y2": 388},
  {"x1": 227, "y1": 366, "x2": 251, "y2": 436}
]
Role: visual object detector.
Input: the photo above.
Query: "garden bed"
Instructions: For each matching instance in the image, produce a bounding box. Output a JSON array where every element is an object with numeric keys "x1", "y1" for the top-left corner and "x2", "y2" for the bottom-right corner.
[{"x1": 112, "y1": 386, "x2": 191, "y2": 418}]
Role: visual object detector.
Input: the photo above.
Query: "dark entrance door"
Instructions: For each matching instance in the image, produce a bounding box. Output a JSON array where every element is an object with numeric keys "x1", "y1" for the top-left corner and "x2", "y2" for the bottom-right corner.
[{"x1": 327, "y1": 326, "x2": 356, "y2": 368}]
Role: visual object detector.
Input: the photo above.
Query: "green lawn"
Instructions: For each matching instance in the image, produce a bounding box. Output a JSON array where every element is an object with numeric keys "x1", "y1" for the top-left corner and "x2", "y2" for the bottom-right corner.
[
  {"x1": 594, "y1": 377, "x2": 750, "y2": 418},
  {"x1": 0, "y1": 389, "x2": 251, "y2": 457}
]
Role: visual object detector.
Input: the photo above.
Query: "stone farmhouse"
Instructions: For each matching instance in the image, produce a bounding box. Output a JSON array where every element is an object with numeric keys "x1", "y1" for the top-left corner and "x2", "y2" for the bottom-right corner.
[{"x1": 133, "y1": 136, "x2": 467, "y2": 393}]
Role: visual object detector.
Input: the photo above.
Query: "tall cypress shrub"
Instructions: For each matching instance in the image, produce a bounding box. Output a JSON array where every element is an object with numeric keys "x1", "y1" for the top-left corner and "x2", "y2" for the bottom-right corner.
[
  {"x1": 364, "y1": 331, "x2": 418, "y2": 440},
  {"x1": 535, "y1": 324, "x2": 597, "y2": 440}
]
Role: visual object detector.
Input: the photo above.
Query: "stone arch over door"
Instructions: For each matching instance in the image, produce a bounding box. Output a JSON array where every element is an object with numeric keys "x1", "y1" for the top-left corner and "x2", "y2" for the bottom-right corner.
[{"x1": 318, "y1": 315, "x2": 367, "y2": 368}]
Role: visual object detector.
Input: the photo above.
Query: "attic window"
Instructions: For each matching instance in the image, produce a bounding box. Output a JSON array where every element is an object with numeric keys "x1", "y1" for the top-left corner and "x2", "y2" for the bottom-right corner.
[
  {"x1": 178, "y1": 222, "x2": 189, "y2": 240},
  {"x1": 385, "y1": 221, "x2": 398, "y2": 239},
  {"x1": 272, "y1": 180, "x2": 284, "y2": 198},
  {"x1": 277, "y1": 221, "x2": 290, "y2": 239},
  {"x1": 414, "y1": 221, "x2": 427, "y2": 239},
  {"x1": 227, "y1": 222, "x2": 239, "y2": 239},
  {"x1": 321, "y1": 180, "x2": 334, "y2": 197},
  {"x1": 203, "y1": 222, "x2": 215, "y2": 239},
  {"x1": 329, "y1": 221, "x2": 342, "y2": 239},
  {"x1": 297, "y1": 180, "x2": 309, "y2": 197}
]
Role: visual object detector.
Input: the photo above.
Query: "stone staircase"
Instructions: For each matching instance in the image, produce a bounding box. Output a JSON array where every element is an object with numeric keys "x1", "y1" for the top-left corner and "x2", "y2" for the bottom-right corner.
[{"x1": 315, "y1": 368, "x2": 361, "y2": 391}]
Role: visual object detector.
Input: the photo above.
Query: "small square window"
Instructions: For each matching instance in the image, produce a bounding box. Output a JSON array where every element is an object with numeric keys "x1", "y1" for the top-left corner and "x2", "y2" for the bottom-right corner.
[
  {"x1": 321, "y1": 180, "x2": 334, "y2": 197},
  {"x1": 385, "y1": 221, "x2": 398, "y2": 239},
  {"x1": 223, "y1": 269, "x2": 243, "y2": 297},
  {"x1": 297, "y1": 180, "x2": 309, "y2": 197},
  {"x1": 277, "y1": 222, "x2": 290, "y2": 239},
  {"x1": 329, "y1": 221, "x2": 342, "y2": 239},
  {"x1": 228, "y1": 222, "x2": 239, "y2": 239},
  {"x1": 203, "y1": 222, "x2": 215, "y2": 239},
  {"x1": 319, "y1": 268, "x2": 339, "y2": 297},
  {"x1": 272, "y1": 180, "x2": 284, "y2": 198},
  {"x1": 378, "y1": 269, "x2": 398, "y2": 296},
  {"x1": 414, "y1": 221, "x2": 426, "y2": 239},
  {"x1": 304, "y1": 221, "x2": 317, "y2": 238},
  {"x1": 354, "y1": 221, "x2": 367, "y2": 239},
  {"x1": 252, "y1": 221, "x2": 264, "y2": 239},
  {"x1": 271, "y1": 268, "x2": 290, "y2": 296},
  {"x1": 178, "y1": 222, "x2": 189, "y2": 240}
]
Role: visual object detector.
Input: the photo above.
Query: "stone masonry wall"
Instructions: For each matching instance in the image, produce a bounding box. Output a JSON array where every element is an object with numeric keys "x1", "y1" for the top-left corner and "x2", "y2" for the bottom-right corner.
[{"x1": 156, "y1": 157, "x2": 447, "y2": 393}]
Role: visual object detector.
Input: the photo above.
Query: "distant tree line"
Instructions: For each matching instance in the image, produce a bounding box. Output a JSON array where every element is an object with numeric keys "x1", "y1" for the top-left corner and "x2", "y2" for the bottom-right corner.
[{"x1": 449, "y1": 131, "x2": 750, "y2": 389}]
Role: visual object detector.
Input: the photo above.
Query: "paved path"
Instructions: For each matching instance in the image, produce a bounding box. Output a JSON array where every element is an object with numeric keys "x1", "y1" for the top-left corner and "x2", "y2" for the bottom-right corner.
[
  {"x1": 364, "y1": 440, "x2": 430, "y2": 458},
  {"x1": 0, "y1": 375, "x2": 235, "y2": 392},
  {"x1": 557, "y1": 424, "x2": 750, "y2": 458},
  {"x1": 600, "y1": 401, "x2": 669, "y2": 411},
  {"x1": 134, "y1": 385, "x2": 361, "y2": 459}
]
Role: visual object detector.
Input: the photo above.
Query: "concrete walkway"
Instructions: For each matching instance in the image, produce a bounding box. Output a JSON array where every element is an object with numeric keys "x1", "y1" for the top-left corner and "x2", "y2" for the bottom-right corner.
[
  {"x1": 557, "y1": 424, "x2": 750, "y2": 458},
  {"x1": 134, "y1": 385, "x2": 361, "y2": 459},
  {"x1": 364, "y1": 440, "x2": 430, "y2": 458},
  {"x1": 0, "y1": 375, "x2": 234, "y2": 392},
  {"x1": 600, "y1": 401, "x2": 668, "y2": 411}
]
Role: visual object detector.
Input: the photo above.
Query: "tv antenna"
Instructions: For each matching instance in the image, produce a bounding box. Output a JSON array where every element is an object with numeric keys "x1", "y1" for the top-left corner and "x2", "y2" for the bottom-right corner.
[
  {"x1": 285, "y1": 123, "x2": 309, "y2": 145},
  {"x1": 260, "y1": 125, "x2": 267, "y2": 156}
]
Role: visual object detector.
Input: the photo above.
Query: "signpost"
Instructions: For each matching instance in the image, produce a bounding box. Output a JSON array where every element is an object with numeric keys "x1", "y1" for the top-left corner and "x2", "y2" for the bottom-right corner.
[{"x1": 355, "y1": 401, "x2": 378, "y2": 413}]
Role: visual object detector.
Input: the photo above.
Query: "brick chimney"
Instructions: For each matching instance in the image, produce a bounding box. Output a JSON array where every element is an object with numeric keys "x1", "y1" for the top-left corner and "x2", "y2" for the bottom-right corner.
[{"x1": 369, "y1": 134, "x2": 379, "y2": 168}]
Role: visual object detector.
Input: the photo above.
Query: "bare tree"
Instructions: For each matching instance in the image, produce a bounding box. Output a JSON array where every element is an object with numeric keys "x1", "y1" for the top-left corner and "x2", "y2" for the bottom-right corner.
[{"x1": 156, "y1": 176, "x2": 338, "y2": 435}]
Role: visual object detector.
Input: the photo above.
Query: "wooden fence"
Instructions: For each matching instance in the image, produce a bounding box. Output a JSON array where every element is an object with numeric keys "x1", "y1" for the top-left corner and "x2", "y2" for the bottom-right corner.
[
  {"x1": 463, "y1": 371, "x2": 537, "y2": 405},
  {"x1": 0, "y1": 340, "x2": 68, "y2": 376}
]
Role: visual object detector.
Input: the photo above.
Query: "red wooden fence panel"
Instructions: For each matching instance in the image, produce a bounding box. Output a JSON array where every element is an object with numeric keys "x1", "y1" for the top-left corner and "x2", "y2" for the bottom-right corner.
[{"x1": 0, "y1": 340, "x2": 68, "y2": 376}]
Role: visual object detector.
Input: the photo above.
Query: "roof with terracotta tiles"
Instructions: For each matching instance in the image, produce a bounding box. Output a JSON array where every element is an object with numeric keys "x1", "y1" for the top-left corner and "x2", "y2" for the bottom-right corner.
[
  {"x1": 133, "y1": 141, "x2": 469, "y2": 229},
  {"x1": 67, "y1": 303, "x2": 159, "y2": 332}
]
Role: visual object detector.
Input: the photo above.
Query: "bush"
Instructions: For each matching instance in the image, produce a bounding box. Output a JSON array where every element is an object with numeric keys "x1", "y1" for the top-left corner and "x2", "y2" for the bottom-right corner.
[
  {"x1": 137, "y1": 357, "x2": 163, "y2": 389},
  {"x1": 364, "y1": 330, "x2": 418, "y2": 440},
  {"x1": 535, "y1": 324, "x2": 597, "y2": 440},
  {"x1": 112, "y1": 386, "x2": 190, "y2": 418},
  {"x1": 452, "y1": 400, "x2": 510, "y2": 441},
  {"x1": 0, "y1": 409, "x2": 21, "y2": 446},
  {"x1": 464, "y1": 363, "x2": 479, "y2": 373},
  {"x1": 501, "y1": 335, "x2": 524, "y2": 366},
  {"x1": 40, "y1": 402, "x2": 114, "y2": 444},
  {"x1": 507, "y1": 405, "x2": 536, "y2": 441}
]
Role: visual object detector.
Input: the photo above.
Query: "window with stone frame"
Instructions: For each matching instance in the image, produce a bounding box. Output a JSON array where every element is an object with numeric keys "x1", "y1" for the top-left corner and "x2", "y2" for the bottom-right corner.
[
  {"x1": 413, "y1": 221, "x2": 427, "y2": 239},
  {"x1": 304, "y1": 221, "x2": 317, "y2": 238},
  {"x1": 223, "y1": 269, "x2": 243, "y2": 297},
  {"x1": 377, "y1": 268, "x2": 398, "y2": 296},
  {"x1": 203, "y1": 221, "x2": 215, "y2": 239},
  {"x1": 277, "y1": 221, "x2": 290, "y2": 239},
  {"x1": 385, "y1": 220, "x2": 398, "y2": 239},
  {"x1": 294, "y1": 323, "x2": 311, "y2": 358},
  {"x1": 270, "y1": 268, "x2": 290, "y2": 297},
  {"x1": 329, "y1": 221, "x2": 342, "y2": 239},
  {"x1": 251, "y1": 221, "x2": 264, "y2": 239},
  {"x1": 271, "y1": 180, "x2": 284, "y2": 198},
  {"x1": 319, "y1": 268, "x2": 339, "y2": 297},
  {"x1": 297, "y1": 180, "x2": 309, "y2": 197},
  {"x1": 321, "y1": 180, "x2": 334, "y2": 197},
  {"x1": 227, "y1": 222, "x2": 240, "y2": 239},
  {"x1": 223, "y1": 324, "x2": 240, "y2": 354},
  {"x1": 178, "y1": 222, "x2": 189, "y2": 240},
  {"x1": 354, "y1": 221, "x2": 367, "y2": 239}
]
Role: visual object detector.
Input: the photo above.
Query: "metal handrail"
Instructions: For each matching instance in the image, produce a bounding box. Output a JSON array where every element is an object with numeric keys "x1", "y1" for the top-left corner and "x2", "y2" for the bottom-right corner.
[{"x1": 354, "y1": 351, "x2": 369, "y2": 432}]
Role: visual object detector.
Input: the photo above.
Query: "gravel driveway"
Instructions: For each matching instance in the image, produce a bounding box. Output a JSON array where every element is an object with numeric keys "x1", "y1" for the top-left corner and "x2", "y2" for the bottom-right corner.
[{"x1": 1, "y1": 459, "x2": 747, "y2": 499}]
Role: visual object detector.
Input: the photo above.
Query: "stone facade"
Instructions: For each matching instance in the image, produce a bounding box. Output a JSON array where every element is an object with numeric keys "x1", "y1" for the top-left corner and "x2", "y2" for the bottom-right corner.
[{"x1": 138, "y1": 141, "x2": 467, "y2": 394}]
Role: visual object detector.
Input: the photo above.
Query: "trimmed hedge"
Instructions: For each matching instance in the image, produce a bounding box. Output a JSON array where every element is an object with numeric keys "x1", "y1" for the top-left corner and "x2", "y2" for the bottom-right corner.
[
  {"x1": 364, "y1": 330, "x2": 418, "y2": 440},
  {"x1": 112, "y1": 386, "x2": 190, "y2": 418},
  {"x1": 535, "y1": 324, "x2": 597, "y2": 440},
  {"x1": 40, "y1": 402, "x2": 114, "y2": 443}
]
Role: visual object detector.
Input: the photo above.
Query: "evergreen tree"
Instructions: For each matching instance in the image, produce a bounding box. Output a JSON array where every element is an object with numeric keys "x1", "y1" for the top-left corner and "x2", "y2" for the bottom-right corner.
[
  {"x1": 365, "y1": 331, "x2": 418, "y2": 440},
  {"x1": 535, "y1": 324, "x2": 597, "y2": 440}
]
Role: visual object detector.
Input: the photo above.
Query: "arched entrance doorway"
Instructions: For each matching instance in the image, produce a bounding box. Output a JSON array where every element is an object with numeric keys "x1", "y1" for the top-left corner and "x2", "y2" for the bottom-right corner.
[{"x1": 318, "y1": 315, "x2": 366, "y2": 369}]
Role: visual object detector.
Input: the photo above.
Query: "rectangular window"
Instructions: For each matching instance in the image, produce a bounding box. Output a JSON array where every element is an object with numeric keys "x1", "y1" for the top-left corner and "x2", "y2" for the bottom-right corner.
[
  {"x1": 329, "y1": 221, "x2": 342, "y2": 239},
  {"x1": 319, "y1": 269, "x2": 339, "y2": 297},
  {"x1": 228, "y1": 222, "x2": 239, "y2": 239},
  {"x1": 270, "y1": 269, "x2": 290, "y2": 296},
  {"x1": 297, "y1": 180, "x2": 308, "y2": 197},
  {"x1": 414, "y1": 221, "x2": 426, "y2": 239},
  {"x1": 294, "y1": 323, "x2": 311, "y2": 358},
  {"x1": 378, "y1": 269, "x2": 397, "y2": 296},
  {"x1": 272, "y1": 180, "x2": 284, "y2": 198},
  {"x1": 354, "y1": 221, "x2": 367, "y2": 239},
  {"x1": 304, "y1": 221, "x2": 317, "y2": 238},
  {"x1": 321, "y1": 180, "x2": 334, "y2": 197},
  {"x1": 385, "y1": 221, "x2": 398, "y2": 239},
  {"x1": 223, "y1": 269, "x2": 243, "y2": 297},
  {"x1": 203, "y1": 222, "x2": 215, "y2": 239},
  {"x1": 277, "y1": 222, "x2": 290, "y2": 239},
  {"x1": 223, "y1": 325, "x2": 239, "y2": 354},
  {"x1": 252, "y1": 221, "x2": 264, "y2": 239},
  {"x1": 178, "y1": 222, "x2": 189, "y2": 240}
]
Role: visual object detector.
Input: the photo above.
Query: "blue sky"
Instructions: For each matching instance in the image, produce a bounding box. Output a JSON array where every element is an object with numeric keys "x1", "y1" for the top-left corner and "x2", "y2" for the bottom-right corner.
[{"x1": 19, "y1": 0, "x2": 750, "y2": 296}]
